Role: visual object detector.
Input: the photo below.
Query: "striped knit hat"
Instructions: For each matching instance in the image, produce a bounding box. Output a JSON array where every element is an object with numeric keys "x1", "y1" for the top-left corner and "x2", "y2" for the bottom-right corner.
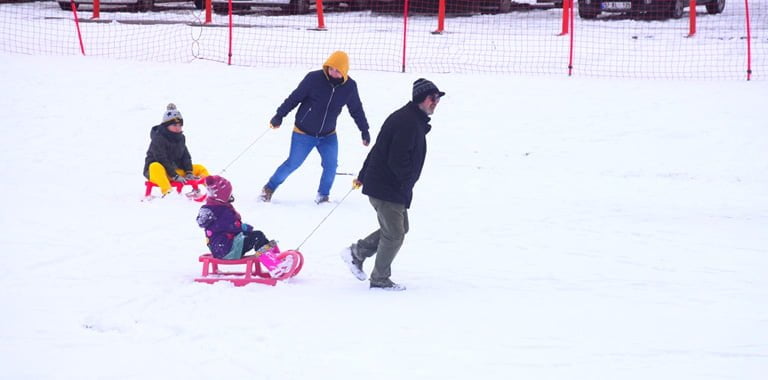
[{"x1": 412, "y1": 78, "x2": 445, "y2": 104}]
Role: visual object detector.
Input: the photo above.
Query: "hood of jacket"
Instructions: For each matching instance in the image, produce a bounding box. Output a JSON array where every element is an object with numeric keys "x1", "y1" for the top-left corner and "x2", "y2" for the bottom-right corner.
[{"x1": 323, "y1": 50, "x2": 350, "y2": 83}]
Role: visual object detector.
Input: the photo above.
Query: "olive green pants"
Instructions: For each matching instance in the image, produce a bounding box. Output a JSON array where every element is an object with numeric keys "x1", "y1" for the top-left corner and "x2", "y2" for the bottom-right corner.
[{"x1": 355, "y1": 196, "x2": 409, "y2": 282}]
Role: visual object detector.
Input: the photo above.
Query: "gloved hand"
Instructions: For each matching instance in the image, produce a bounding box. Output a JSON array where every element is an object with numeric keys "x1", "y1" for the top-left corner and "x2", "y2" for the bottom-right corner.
[
  {"x1": 171, "y1": 174, "x2": 187, "y2": 184},
  {"x1": 361, "y1": 130, "x2": 371, "y2": 146},
  {"x1": 269, "y1": 115, "x2": 282, "y2": 129},
  {"x1": 352, "y1": 179, "x2": 362, "y2": 190},
  {"x1": 185, "y1": 172, "x2": 200, "y2": 181},
  {"x1": 242, "y1": 223, "x2": 253, "y2": 232}
]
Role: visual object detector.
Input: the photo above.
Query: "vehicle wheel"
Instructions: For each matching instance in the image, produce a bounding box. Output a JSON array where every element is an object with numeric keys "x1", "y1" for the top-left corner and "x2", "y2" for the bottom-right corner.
[
  {"x1": 135, "y1": 0, "x2": 153, "y2": 12},
  {"x1": 480, "y1": 0, "x2": 512, "y2": 14},
  {"x1": 349, "y1": 0, "x2": 370, "y2": 11},
  {"x1": 289, "y1": 0, "x2": 310, "y2": 14},
  {"x1": 669, "y1": 0, "x2": 684, "y2": 19},
  {"x1": 705, "y1": 0, "x2": 725, "y2": 14},
  {"x1": 58, "y1": 1, "x2": 78, "y2": 10},
  {"x1": 193, "y1": 0, "x2": 204, "y2": 10},
  {"x1": 498, "y1": 0, "x2": 512, "y2": 13},
  {"x1": 578, "y1": 1, "x2": 601, "y2": 19},
  {"x1": 212, "y1": 3, "x2": 229, "y2": 13}
]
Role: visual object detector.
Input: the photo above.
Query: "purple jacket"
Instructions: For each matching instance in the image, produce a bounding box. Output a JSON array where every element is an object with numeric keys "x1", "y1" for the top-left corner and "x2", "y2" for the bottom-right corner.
[{"x1": 196, "y1": 204, "x2": 252, "y2": 259}]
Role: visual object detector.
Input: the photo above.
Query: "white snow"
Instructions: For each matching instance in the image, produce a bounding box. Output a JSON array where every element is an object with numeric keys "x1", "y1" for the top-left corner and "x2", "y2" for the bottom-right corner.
[{"x1": 1, "y1": 3, "x2": 767, "y2": 380}]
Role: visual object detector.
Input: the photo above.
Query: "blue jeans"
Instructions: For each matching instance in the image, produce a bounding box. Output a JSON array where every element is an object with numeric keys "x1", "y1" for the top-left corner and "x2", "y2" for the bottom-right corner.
[{"x1": 266, "y1": 132, "x2": 338, "y2": 196}]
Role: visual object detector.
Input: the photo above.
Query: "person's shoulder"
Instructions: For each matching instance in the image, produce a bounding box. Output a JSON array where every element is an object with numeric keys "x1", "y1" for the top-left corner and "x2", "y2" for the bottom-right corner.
[{"x1": 306, "y1": 70, "x2": 324, "y2": 79}]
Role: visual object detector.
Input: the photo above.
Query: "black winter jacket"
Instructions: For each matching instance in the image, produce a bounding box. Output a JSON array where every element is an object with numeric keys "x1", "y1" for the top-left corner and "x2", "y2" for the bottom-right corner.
[
  {"x1": 358, "y1": 102, "x2": 431, "y2": 209},
  {"x1": 143, "y1": 121, "x2": 193, "y2": 178}
]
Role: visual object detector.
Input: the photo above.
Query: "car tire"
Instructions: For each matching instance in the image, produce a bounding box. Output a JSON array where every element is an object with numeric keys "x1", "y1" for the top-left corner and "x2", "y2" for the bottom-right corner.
[
  {"x1": 668, "y1": 0, "x2": 684, "y2": 19},
  {"x1": 349, "y1": 0, "x2": 370, "y2": 11},
  {"x1": 705, "y1": 0, "x2": 725, "y2": 14},
  {"x1": 134, "y1": 0, "x2": 153, "y2": 12},
  {"x1": 58, "y1": 1, "x2": 78, "y2": 10},
  {"x1": 578, "y1": 0, "x2": 601, "y2": 19},
  {"x1": 480, "y1": 0, "x2": 512, "y2": 14},
  {"x1": 289, "y1": 0, "x2": 310, "y2": 14}
]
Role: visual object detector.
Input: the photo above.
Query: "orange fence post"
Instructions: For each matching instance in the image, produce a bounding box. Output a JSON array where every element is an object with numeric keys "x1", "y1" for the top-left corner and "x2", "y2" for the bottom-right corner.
[
  {"x1": 559, "y1": 0, "x2": 571, "y2": 36},
  {"x1": 316, "y1": 0, "x2": 326, "y2": 30},
  {"x1": 92, "y1": 0, "x2": 100, "y2": 19},
  {"x1": 69, "y1": 1, "x2": 85, "y2": 55},
  {"x1": 432, "y1": 0, "x2": 445, "y2": 34},
  {"x1": 688, "y1": 0, "x2": 697, "y2": 36},
  {"x1": 744, "y1": 0, "x2": 752, "y2": 80},
  {"x1": 227, "y1": 0, "x2": 232, "y2": 65},
  {"x1": 402, "y1": 0, "x2": 409, "y2": 72},
  {"x1": 205, "y1": 0, "x2": 212, "y2": 24}
]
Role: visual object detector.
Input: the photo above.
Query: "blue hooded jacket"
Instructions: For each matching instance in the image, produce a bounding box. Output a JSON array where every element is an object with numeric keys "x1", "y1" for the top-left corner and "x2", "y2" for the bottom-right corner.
[{"x1": 272, "y1": 52, "x2": 369, "y2": 137}]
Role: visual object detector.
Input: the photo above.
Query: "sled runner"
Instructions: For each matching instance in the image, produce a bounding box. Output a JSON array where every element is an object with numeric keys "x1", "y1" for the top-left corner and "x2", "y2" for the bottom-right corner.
[
  {"x1": 194, "y1": 248, "x2": 304, "y2": 287},
  {"x1": 144, "y1": 178, "x2": 206, "y2": 202}
]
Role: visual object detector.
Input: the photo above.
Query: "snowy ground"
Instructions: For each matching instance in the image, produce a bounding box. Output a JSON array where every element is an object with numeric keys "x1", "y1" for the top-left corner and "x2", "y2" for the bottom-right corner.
[
  {"x1": 0, "y1": 53, "x2": 766, "y2": 379},
  {"x1": 1, "y1": 2, "x2": 768, "y2": 378}
]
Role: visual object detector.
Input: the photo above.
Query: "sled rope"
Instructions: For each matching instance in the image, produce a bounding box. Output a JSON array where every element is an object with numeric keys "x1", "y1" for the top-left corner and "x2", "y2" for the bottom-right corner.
[
  {"x1": 295, "y1": 187, "x2": 355, "y2": 251},
  {"x1": 219, "y1": 128, "x2": 271, "y2": 175}
]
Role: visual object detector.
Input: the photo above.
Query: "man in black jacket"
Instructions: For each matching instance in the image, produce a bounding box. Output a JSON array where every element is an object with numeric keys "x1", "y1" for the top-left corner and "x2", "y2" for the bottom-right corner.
[{"x1": 340, "y1": 78, "x2": 445, "y2": 291}]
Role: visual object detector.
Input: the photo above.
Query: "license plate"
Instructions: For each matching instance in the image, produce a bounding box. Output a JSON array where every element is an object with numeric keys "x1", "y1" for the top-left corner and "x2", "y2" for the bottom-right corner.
[{"x1": 602, "y1": 2, "x2": 632, "y2": 10}]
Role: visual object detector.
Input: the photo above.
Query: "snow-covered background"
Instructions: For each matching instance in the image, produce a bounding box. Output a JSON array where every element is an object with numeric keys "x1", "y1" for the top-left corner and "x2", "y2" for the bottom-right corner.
[{"x1": 1, "y1": 2, "x2": 767, "y2": 380}]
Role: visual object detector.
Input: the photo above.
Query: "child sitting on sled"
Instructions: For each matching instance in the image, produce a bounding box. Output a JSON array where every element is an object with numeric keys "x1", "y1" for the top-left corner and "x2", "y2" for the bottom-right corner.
[
  {"x1": 196, "y1": 175, "x2": 293, "y2": 277},
  {"x1": 143, "y1": 103, "x2": 209, "y2": 197}
]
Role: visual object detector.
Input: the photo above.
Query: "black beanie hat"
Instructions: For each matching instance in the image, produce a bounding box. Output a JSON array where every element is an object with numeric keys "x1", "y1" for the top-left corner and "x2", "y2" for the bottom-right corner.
[{"x1": 412, "y1": 78, "x2": 445, "y2": 104}]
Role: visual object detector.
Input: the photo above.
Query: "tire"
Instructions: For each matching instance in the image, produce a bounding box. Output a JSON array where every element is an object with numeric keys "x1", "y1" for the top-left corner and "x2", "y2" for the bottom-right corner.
[
  {"x1": 289, "y1": 0, "x2": 310, "y2": 14},
  {"x1": 480, "y1": 0, "x2": 512, "y2": 14},
  {"x1": 135, "y1": 0, "x2": 153, "y2": 12},
  {"x1": 371, "y1": 0, "x2": 400, "y2": 13},
  {"x1": 669, "y1": 0, "x2": 684, "y2": 19},
  {"x1": 58, "y1": 1, "x2": 78, "y2": 10},
  {"x1": 705, "y1": 0, "x2": 725, "y2": 14},
  {"x1": 578, "y1": 1, "x2": 601, "y2": 19},
  {"x1": 349, "y1": 0, "x2": 370, "y2": 11},
  {"x1": 498, "y1": 0, "x2": 512, "y2": 13}
]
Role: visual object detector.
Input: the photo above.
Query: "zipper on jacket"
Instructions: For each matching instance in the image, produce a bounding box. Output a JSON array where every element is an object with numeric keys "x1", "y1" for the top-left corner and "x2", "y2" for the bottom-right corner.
[
  {"x1": 318, "y1": 86, "x2": 336, "y2": 137},
  {"x1": 299, "y1": 107, "x2": 312, "y2": 125}
]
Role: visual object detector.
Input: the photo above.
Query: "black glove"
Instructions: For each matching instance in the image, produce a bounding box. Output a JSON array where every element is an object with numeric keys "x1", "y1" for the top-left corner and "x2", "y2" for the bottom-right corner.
[
  {"x1": 269, "y1": 115, "x2": 282, "y2": 129},
  {"x1": 361, "y1": 130, "x2": 371, "y2": 145},
  {"x1": 171, "y1": 174, "x2": 187, "y2": 184}
]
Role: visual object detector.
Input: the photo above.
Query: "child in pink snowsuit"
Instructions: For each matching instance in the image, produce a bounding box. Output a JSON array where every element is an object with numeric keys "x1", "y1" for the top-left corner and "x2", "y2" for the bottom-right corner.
[{"x1": 196, "y1": 175, "x2": 287, "y2": 274}]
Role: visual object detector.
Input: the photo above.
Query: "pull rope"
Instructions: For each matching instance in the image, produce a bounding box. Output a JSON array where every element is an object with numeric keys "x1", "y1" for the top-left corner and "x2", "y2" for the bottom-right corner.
[
  {"x1": 295, "y1": 187, "x2": 355, "y2": 251},
  {"x1": 219, "y1": 128, "x2": 271, "y2": 175}
]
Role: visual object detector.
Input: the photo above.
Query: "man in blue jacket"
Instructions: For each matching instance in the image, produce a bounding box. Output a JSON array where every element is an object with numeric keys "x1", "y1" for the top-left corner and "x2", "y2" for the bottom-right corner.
[
  {"x1": 340, "y1": 78, "x2": 445, "y2": 291},
  {"x1": 261, "y1": 51, "x2": 371, "y2": 204}
]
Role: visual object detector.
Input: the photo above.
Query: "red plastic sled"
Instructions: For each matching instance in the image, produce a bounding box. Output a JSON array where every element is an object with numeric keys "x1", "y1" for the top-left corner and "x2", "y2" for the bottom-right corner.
[
  {"x1": 194, "y1": 249, "x2": 304, "y2": 287},
  {"x1": 144, "y1": 178, "x2": 206, "y2": 202}
]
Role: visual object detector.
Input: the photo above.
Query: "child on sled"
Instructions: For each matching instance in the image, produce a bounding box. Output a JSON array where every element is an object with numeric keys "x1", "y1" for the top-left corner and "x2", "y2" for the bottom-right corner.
[
  {"x1": 196, "y1": 175, "x2": 293, "y2": 277},
  {"x1": 143, "y1": 103, "x2": 209, "y2": 197}
]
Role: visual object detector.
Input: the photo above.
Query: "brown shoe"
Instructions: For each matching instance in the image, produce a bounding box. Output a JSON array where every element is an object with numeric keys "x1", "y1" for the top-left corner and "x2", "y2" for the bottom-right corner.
[{"x1": 260, "y1": 186, "x2": 274, "y2": 202}]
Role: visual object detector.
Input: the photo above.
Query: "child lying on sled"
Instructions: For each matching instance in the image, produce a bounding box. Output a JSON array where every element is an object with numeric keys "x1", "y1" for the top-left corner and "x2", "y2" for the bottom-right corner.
[{"x1": 196, "y1": 175, "x2": 293, "y2": 277}]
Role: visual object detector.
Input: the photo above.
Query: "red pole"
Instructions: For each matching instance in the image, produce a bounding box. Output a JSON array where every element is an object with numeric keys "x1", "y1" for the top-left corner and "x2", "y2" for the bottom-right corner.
[
  {"x1": 559, "y1": 0, "x2": 571, "y2": 36},
  {"x1": 688, "y1": 0, "x2": 696, "y2": 36},
  {"x1": 227, "y1": 0, "x2": 233, "y2": 65},
  {"x1": 432, "y1": 0, "x2": 445, "y2": 34},
  {"x1": 92, "y1": 0, "x2": 100, "y2": 19},
  {"x1": 316, "y1": 0, "x2": 326, "y2": 29},
  {"x1": 205, "y1": 0, "x2": 212, "y2": 24},
  {"x1": 744, "y1": 0, "x2": 752, "y2": 80},
  {"x1": 563, "y1": 0, "x2": 573, "y2": 76},
  {"x1": 70, "y1": 1, "x2": 86, "y2": 55},
  {"x1": 401, "y1": 0, "x2": 409, "y2": 72}
]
